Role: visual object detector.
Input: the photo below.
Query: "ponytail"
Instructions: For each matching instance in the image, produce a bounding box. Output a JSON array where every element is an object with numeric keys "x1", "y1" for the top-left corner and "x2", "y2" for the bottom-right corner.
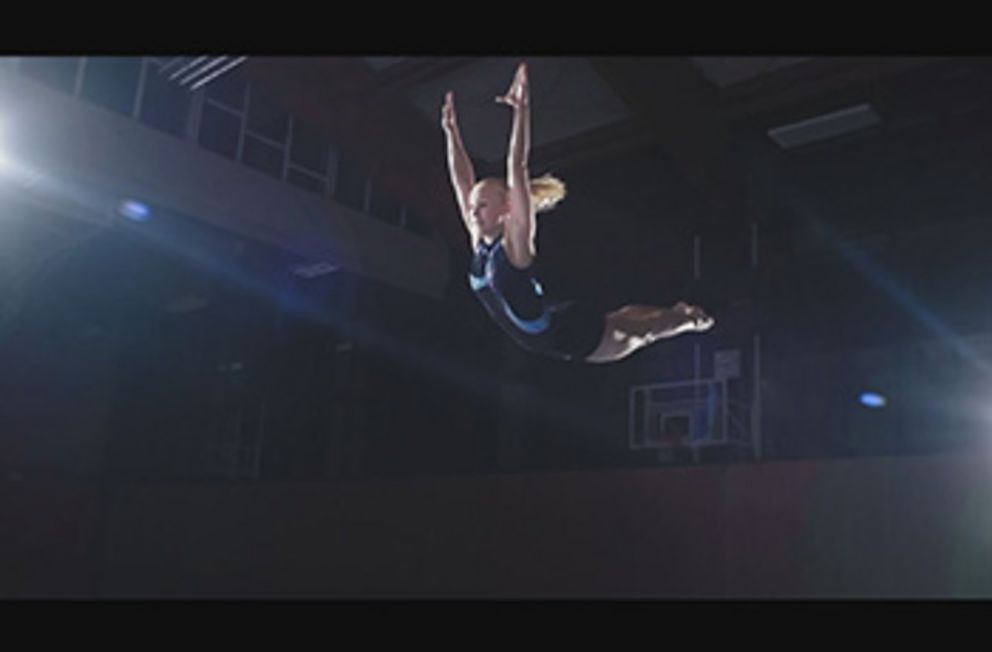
[{"x1": 529, "y1": 173, "x2": 566, "y2": 213}]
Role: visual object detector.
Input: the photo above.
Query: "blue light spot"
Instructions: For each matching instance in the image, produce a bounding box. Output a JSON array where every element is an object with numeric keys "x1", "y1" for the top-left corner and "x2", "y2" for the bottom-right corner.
[
  {"x1": 859, "y1": 392, "x2": 887, "y2": 409},
  {"x1": 119, "y1": 200, "x2": 150, "y2": 222}
]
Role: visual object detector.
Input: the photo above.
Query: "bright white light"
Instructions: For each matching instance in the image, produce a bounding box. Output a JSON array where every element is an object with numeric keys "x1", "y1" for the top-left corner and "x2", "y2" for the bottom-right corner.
[
  {"x1": 0, "y1": 148, "x2": 41, "y2": 187},
  {"x1": 118, "y1": 199, "x2": 150, "y2": 222},
  {"x1": 0, "y1": 120, "x2": 9, "y2": 174},
  {"x1": 859, "y1": 392, "x2": 887, "y2": 409}
]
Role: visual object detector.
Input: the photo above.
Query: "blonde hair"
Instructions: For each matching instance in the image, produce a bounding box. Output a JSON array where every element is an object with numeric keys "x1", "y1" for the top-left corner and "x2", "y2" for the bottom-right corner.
[
  {"x1": 529, "y1": 173, "x2": 567, "y2": 213},
  {"x1": 475, "y1": 173, "x2": 567, "y2": 214}
]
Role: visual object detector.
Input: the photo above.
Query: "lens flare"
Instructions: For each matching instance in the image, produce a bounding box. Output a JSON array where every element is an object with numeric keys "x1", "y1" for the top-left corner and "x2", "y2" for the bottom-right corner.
[
  {"x1": 118, "y1": 199, "x2": 151, "y2": 222},
  {"x1": 859, "y1": 392, "x2": 887, "y2": 409}
]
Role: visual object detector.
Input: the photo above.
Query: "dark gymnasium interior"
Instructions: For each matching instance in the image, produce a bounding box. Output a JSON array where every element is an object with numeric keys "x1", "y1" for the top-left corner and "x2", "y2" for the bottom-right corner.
[{"x1": 2, "y1": 55, "x2": 992, "y2": 598}]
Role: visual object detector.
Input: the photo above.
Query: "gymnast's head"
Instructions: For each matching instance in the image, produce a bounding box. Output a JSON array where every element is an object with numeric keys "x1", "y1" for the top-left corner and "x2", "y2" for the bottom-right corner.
[{"x1": 468, "y1": 174, "x2": 567, "y2": 238}]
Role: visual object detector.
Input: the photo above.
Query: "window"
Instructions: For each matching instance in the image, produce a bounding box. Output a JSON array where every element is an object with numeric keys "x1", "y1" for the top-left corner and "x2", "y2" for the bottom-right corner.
[
  {"x1": 369, "y1": 183, "x2": 403, "y2": 226},
  {"x1": 138, "y1": 59, "x2": 192, "y2": 138},
  {"x1": 287, "y1": 168, "x2": 326, "y2": 195},
  {"x1": 324, "y1": 147, "x2": 339, "y2": 196},
  {"x1": 404, "y1": 209, "x2": 432, "y2": 237},
  {"x1": 246, "y1": 89, "x2": 289, "y2": 143},
  {"x1": 289, "y1": 119, "x2": 330, "y2": 175},
  {"x1": 242, "y1": 135, "x2": 284, "y2": 180},
  {"x1": 20, "y1": 57, "x2": 79, "y2": 94},
  {"x1": 198, "y1": 101, "x2": 242, "y2": 160},
  {"x1": 204, "y1": 64, "x2": 247, "y2": 111},
  {"x1": 80, "y1": 57, "x2": 141, "y2": 116},
  {"x1": 334, "y1": 154, "x2": 369, "y2": 212}
]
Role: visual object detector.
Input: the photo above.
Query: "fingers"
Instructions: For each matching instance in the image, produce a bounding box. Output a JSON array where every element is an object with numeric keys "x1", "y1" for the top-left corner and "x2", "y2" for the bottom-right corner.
[
  {"x1": 516, "y1": 62, "x2": 529, "y2": 90},
  {"x1": 442, "y1": 92, "x2": 457, "y2": 128},
  {"x1": 496, "y1": 82, "x2": 525, "y2": 106},
  {"x1": 499, "y1": 62, "x2": 528, "y2": 104},
  {"x1": 443, "y1": 91, "x2": 458, "y2": 113}
]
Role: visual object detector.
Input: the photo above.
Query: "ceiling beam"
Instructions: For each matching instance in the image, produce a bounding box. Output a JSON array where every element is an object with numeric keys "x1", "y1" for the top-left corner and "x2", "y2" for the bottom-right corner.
[
  {"x1": 585, "y1": 56, "x2": 751, "y2": 233},
  {"x1": 532, "y1": 119, "x2": 646, "y2": 174},
  {"x1": 535, "y1": 57, "x2": 950, "y2": 230},
  {"x1": 717, "y1": 56, "x2": 946, "y2": 121},
  {"x1": 369, "y1": 56, "x2": 477, "y2": 96}
]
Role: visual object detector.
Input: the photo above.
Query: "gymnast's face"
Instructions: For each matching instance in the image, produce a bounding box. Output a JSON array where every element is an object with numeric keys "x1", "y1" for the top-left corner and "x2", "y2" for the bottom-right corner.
[{"x1": 468, "y1": 179, "x2": 509, "y2": 238}]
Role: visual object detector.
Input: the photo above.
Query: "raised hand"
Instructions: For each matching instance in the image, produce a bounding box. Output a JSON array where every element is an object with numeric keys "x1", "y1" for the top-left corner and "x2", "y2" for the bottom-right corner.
[
  {"x1": 441, "y1": 91, "x2": 458, "y2": 132},
  {"x1": 496, "y1": 62, "x2": 529, "y2": 109}
]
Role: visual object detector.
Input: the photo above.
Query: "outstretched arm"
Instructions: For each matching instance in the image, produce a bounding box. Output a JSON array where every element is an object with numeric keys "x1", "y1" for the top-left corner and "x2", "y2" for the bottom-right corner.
[
  {"x1": 496, "y1": 62, "x2": 536, "y2": 267},
  {"x1": 441, "y1": 91, "x2": 478, "y2": 245}
]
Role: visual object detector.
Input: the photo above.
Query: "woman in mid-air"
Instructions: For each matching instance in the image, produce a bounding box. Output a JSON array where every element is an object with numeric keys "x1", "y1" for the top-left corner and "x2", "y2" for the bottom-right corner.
[{"x1": 442, "y1": 62, "x2": 714, "y2": 364}]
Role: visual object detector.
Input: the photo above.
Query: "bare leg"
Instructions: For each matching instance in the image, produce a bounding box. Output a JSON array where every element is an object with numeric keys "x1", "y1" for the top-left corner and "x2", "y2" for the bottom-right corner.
[{"x1": 585, "y1": 302, "x2": 714, "y2": 364}]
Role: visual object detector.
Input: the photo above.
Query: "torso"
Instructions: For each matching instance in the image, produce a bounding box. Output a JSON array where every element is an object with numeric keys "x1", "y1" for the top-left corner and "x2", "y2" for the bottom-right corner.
[
  {"x1": 468, "y1": 235, "x2": 553, "y2": 351},
  {"x1": 468, "y1": 235, "x2": 601, "y2": 363},
  {"x1": 472, "y1": 231, "x2": 532, "y2": 270}
]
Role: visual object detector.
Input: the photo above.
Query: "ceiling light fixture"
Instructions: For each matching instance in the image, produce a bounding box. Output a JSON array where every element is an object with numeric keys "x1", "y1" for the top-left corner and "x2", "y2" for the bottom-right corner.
[{"x1": 768, "y1": 103, "x2": 881, "y2": 150}]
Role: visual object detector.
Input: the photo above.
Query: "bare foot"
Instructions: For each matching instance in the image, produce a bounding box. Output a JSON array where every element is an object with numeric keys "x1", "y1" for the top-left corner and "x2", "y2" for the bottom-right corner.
[{"x1": 673, "y1": 302, "x2": 715, "y2": 332}]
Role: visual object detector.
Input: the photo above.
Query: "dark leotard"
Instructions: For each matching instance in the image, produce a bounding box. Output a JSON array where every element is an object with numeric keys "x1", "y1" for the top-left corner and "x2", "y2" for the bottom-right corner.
[{"x1": 468, "y1": 235, "x2": 604, "y2": 362}]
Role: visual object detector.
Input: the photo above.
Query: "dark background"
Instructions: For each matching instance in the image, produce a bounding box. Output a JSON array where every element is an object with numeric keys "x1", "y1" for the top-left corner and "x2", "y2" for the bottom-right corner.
[
  {"x1": 2, "y1": 55, "x2": 992, "y2": 597},
  {"x1": 6, "y1": 56, "x2": 989, "y2": 481}
]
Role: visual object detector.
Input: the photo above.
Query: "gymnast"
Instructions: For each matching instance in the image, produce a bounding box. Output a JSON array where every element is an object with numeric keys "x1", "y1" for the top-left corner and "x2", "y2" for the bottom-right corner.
[{"x1": 442, "y1": 62, "x2": 713, "y2": 363}]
